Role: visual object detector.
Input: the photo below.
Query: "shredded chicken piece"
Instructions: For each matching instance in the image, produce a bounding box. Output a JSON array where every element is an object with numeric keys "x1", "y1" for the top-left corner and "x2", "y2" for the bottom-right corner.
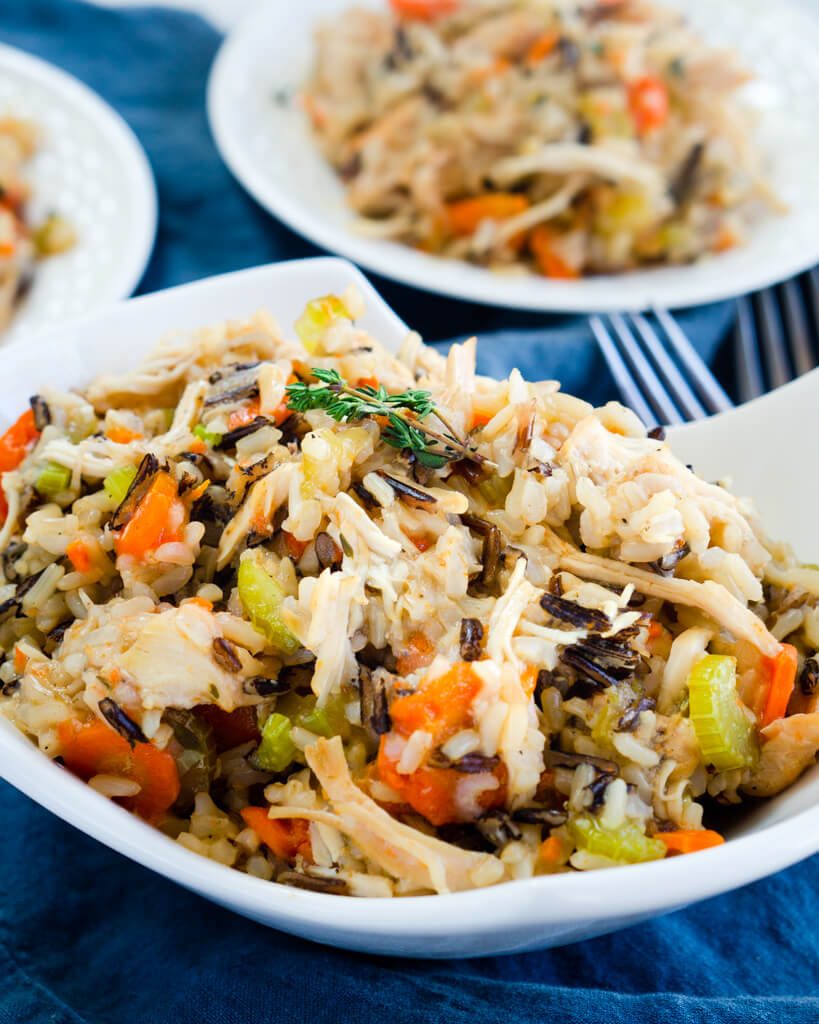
[
  {"x1": 743, "y1": 713, "x2": 819, "y2": 797},
  {"x1": 268, "y1": 737, "x2": 505, "y2": 894},
  {"x1": 542, "y1": 527, "x2": 780, "y2": 657},
  {"x1": 217, "y1": 462, "x2": 294, "y2": 569},
  {"x1": 59, "y1": 600, "x2": 263, "y2": 718},
  {"x1": 491, "y1": 143, "x2": 666, "y2": 195}
]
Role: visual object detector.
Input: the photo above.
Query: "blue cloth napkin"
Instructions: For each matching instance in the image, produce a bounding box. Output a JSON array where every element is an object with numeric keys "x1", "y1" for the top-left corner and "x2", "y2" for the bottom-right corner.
[{"x1": 1, "y1": 3, "x2": 815, "y2": 1023}]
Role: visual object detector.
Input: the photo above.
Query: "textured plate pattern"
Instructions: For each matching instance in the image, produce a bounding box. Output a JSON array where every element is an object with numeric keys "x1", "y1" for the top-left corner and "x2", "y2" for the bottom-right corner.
[
  {"x1": 0, "y1": 44, "x2": 157, "y2": 343},
  {"x1": 209, "y1": 0, "x2": 819, "y2": 312}
]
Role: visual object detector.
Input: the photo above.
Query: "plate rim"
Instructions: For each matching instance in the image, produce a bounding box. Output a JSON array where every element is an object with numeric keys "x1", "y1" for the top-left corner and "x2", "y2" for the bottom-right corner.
[
  {"x1": 0, "y1": 40, "x2": 158, "y2": 330},
  {"x1": 1, "y1": 256, "x2": 818, "y2": 956},
  {"x1": 206, "y1": 0, "x2": 819, "y2": 313}
]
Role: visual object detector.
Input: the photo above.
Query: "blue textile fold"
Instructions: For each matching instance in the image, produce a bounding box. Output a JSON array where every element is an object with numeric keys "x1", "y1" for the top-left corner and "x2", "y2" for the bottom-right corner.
[{"x1": 0, "y1": 2, "x2": 814, "y2": 1022}]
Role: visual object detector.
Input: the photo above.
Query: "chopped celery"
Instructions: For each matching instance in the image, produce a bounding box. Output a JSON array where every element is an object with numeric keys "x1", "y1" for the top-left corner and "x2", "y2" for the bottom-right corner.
[
  {"x1": 688, "y1": 654, "x2": 758, "y2": 772},
  {"x1": 103, "y1": 464, "x2": 137, "y2": 505},
  {"x1": 295, "y1": 295, "x2": 350, "y2": 354},
  {"x1": 476, "y1": 472, "x2": 513, "y2": 509},
  {"x1": 237, "y1": 556, "x2": 300, "y2": 654},
  {"x1": 569, "y1": 815, "x2": 666, "y2": 864},
  {"x1": 193, "y1": 423, "x2": 223, "y2": 447},
  {"x1": 277, "y1": 692, "x2": 350, "y2": 740},
  {"x1": 34, "y1": 461, "x2": 72, "y2": 498},
  {"x1": 32, "y1": 213, "x2": 76, "y2": 257},
  {"x1": 253, "y1": 712, "x2": 297, "y2": 772}
]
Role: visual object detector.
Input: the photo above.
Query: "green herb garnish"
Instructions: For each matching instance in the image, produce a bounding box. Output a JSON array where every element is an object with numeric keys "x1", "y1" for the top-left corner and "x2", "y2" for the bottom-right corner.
[{"x1": 286, "y1": 368, "x2": 486, "y2": 467}]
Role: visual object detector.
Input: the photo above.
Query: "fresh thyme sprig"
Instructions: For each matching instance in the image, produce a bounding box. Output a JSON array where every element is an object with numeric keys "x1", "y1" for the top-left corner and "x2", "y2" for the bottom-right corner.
[{"x1": 286, "y1": 368, "x2": 487, "y2": 467}]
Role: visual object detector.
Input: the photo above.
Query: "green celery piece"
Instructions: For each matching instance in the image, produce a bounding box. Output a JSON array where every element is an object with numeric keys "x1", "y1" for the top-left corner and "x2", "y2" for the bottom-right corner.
[
  {"x1": 297, "y1": 694, "x2": 349, "y2": 739},
  {"x1": 103, "y1": 464, "x2": 137, "y2": 505},
  {"x1": 193, "y1": 423, "x2": 223, "y2": 447},
  {"x1": 294, "y1": 295, "x2": 350, "y2": 354},
  {"x1": 237, "y1": 557, "x2": 300, "y2": 654},
  {"x1": 688, "y1": 654, "x2": 758, "y2": 772},
  {"x1": 253, "y1": 713, "x2": 297, "y2": 773},
  {"x1": 34, "y1": 461, "x2": 72, "y2": 498},
  {"x1": 569, "y1": 815, "x2": 666, "y2": 864}
]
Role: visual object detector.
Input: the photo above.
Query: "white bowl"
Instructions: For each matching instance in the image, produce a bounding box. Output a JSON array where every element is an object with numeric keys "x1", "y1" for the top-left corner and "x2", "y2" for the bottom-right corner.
[
  {"x1": 208, "y1": 0, "x2": 819, "y2": 312},
  {"x1": 0, "y1": 257, "x2": 816, "y2": 957},
  {"x1": 0, "y1": 43, "x2": 157, "y2": 343}
]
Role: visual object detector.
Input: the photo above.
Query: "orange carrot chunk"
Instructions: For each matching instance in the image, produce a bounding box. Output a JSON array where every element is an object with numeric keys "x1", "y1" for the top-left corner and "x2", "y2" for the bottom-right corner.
[
  {"x1": 58, "y1": 720, "x2": 180, "y2": 821},
  {"x1": 389, "y1": 0, "x2": 459, "y2": 20},
  {"x1": 657, "y1": 829, "x2": 725, "y2": 855},
  {"x1": 526, "y1": 30, "x2": 559, "y2": 65},
  {"x1": 240, "y1": 806, "x2": 313, "y2": 862},
  {"x1": 445, "y1": 193, "x2": 529, "y2": 237},
  {"x1": 0, "y1": 408, "x2": 40, "y2": 524},
  {"x1": 760, "y1": 643, "x2": 799, "y2": 728},
  {"x1": 114, "y1": 471, "x2": 186, "y2": 560},
  {"x1": 628, "y1": 75, "x2": 669, "y2": 135},
  {"x1": 529, "y1": 226, "x2": 581, "y2": 279}
]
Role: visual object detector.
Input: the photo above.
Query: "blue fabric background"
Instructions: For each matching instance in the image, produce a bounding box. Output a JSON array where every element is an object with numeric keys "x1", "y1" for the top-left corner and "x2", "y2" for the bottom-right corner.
[{"x1": 0, "y1": 2, "x2": 815, "y2": 1022}]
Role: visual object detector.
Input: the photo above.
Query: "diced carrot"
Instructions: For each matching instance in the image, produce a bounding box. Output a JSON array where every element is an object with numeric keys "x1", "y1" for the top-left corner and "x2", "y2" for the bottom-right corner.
[
  {"x1": 526, "y1": 30, "x2": 559, "y2": 65},
  {"x1": 389, "y1": 0, "x2": 459, "y2": 20},
  {"x1": 445, "y1": 193, "x2": 529, "y2": 238},
  {"x1": 13, "y1": 645, "x2": 27, "y2": 674},
  {"x1": 760, "y1": 643, "x2": 799, "y2": 727},
  {"x1": 0, "y1": 408, "x2": 39, "y2": 474},
  {"x1": 713, "y1": 224, "x2": 739, "y2": 253},
  {"x1": 390, "y1": 661, "x2": 481, "y2": 743},
  {"x1": 283, "y1": 531, "x2": 309, "y2": 561},
  {"x1": 395, "y1": 631, "x2": 436, "y2": 678},
  {"x1": 628, "y1": 75, "x2": 669, "y2": 135},
  {"x1": 106, "y1": 424, "x2": 143, "y2": 444},
  {"x1": 65, "y1": 539, "x2": 92, "y2": 574},
  {"x1": 228, "y1": 398, "x2": 261, "y2": 431},
  {"x1": 377, "y1": 739, "x2": 506, "y2": 826},
  {"x1": 656, "y1": 829, "x2": 724, "y2": 855},
  {"x1": 0, "y1": 240, "x2": 16, "y2": 259},
  {"x1": 240, "y1": 807, "x2": 313, "y2": 862},
  {"x1": 470, "y1": 410, "x2": 493, "y2": 429},
  {"x1": 194, "y1": 705, "x2": 260, "y2": 751},
  {"x1": 406, "y1": 532, "x2": 433, "y2": 552},
  {"x1": 529, "y1": 226, "x2": 581, "y2": 279},
  {"x1": 188, "y1": 439, "x2": 207, "y2": 455},
  {"x1": 538, "y1": 835, "x2": 565, "y2": 867},
  {"x1": 521, "y1": 665, "x2": 539, "y2": 698},
  {"x1": 356, "y1": 376, "x2": 379, "y2": 390},
  {"x1": 58, "y1": 719, "x2": 180, "y2": 821},
  {"x1": 114, "y1": 471, "x2": 187, "y2": 561}
]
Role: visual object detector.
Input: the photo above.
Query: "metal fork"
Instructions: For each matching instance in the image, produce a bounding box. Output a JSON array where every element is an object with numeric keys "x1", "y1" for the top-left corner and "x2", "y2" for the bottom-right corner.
[
  {"x1": 591, "y1": 269, "x2": 819, "y2": 426},
  {"x1": 590, "y1": 309, "x2": 733, "y2": 427},
  {"x1": 734, "y1": 269, "x2": 819, "y2": 402}
]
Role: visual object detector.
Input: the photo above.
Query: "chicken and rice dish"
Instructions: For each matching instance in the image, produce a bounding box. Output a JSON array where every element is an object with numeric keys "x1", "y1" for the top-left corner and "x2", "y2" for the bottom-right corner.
[
  {"x1": 304, "y1": 0, "x2": 779, "y2": 278},
  {"x1": 0, "y1": 289, "x2": 817, "y2": 896}
]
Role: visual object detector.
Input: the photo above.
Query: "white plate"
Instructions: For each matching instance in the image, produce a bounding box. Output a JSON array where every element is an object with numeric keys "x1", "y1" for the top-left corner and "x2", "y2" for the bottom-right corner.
[
  {"x1": 0, "y1": 43, "x2": 157, "y2": 343},
  {"x1": 208, "y1": 0, "x2": 819, "y2": 313},
  {"x1": 0, "y1": 257, "x2": 817, "y2": 957}
]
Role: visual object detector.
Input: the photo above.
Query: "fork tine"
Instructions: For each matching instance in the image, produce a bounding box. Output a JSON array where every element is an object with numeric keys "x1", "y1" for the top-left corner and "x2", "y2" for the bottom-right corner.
[
  {"x1": 608, "y1": 313, "x2": 684, "y2": 424},
  {"x1": 808, "y1": 268, "x2": 819, "y2": 355},
  {"x1": 652, "y1": 307, "x2": 733, "y2": 414},
  {"x1": 589, "y1": 315, "x2": 657, "y2": 427},
  {"x1": 781, "y1": 278, "x2": 815, "y2": 376},
  {"x1": 755, "y1": 287, "x2": 792, "y2": 388},
  {"x1": 628, "y1": 313, "x2": 707, "y2": 420},
  {"x1": 733, "y1": 296, "x2": 765, "y2": 403}
]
